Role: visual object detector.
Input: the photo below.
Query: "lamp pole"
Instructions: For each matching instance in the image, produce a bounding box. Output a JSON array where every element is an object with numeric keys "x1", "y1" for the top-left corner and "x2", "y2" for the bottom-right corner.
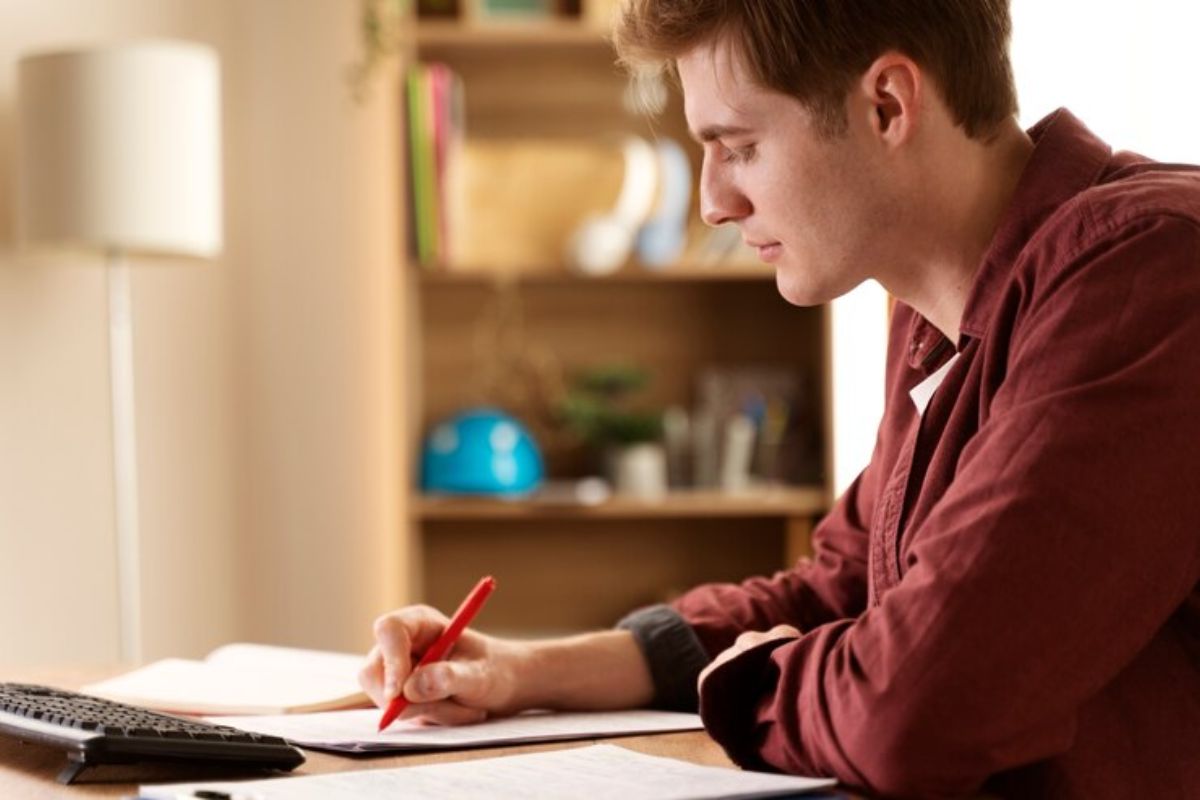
[{"x1": 106, "y1": 248, "x2": 142, "y2": 664}]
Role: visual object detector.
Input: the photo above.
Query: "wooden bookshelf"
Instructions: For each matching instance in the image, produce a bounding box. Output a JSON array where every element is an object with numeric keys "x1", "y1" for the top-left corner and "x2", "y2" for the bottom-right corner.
[{"x1": 399, "y1": 12, "x2": 835, "y2": 634}]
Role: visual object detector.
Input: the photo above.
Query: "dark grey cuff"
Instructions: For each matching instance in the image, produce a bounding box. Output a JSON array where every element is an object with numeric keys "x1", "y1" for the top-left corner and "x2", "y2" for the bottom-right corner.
[{"x1": 617, "y1": 604, "x2": 711, "y2": 712}]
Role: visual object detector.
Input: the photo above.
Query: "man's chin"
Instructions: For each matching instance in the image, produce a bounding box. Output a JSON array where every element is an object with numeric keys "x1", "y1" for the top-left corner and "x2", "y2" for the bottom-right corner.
[{"x1": 774, "y1": 270, "x2": 833, "y2": 307}]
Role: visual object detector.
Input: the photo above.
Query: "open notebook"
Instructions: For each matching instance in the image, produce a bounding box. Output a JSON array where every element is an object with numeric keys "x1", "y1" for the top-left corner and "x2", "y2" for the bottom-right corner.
[{"x1": 81, "y1": 643, "x2": 368, "y2": 715}]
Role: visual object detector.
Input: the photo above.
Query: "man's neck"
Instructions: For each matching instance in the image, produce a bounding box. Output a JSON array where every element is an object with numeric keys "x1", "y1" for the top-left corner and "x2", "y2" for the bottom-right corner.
[{"x1": 885, "y1": 117, "x2": 1034, "y2": 343}]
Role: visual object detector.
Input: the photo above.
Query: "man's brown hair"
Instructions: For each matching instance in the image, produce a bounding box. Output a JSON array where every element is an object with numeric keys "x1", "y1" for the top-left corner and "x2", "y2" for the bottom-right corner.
[{"x1": 614, "y1": 0, "x2": 1018, "y2": 139}]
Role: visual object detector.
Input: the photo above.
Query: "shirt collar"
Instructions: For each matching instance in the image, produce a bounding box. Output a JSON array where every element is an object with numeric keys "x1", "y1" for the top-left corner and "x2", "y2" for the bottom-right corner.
[{"x1": 906, "y1": 108, "x2": 1113, "y2": 370}]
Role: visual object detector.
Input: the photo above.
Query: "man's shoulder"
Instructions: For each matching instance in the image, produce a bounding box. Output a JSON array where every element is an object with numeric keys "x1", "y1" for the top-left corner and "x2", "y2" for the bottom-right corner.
[
  {"x1": 1082, "y1": 156, "x2": 1200, "y2": 232},
  {"x1": 1026, "y1": 157, "x2": 1200, "y2": 273}
]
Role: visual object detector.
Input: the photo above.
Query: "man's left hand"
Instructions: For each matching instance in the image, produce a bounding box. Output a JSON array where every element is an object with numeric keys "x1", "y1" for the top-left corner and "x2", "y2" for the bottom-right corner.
[{"x1": 698, "y1": 624, "x2": 802, "y2": 692}]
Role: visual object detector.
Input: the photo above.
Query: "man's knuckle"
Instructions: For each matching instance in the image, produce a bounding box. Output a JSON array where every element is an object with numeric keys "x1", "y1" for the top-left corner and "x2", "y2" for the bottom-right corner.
[{"x1": 373, "y1": 614, "x2": 399, "y2": 638}]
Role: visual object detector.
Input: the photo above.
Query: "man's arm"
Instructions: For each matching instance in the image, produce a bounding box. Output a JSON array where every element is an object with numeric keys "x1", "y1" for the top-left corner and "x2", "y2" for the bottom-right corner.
[
  {"x1": 696, "y1": 216, "x2": 1200, "y2": 796},
  {"x1": 514, "y1": 630, "x2": 656, "y2": 710}
]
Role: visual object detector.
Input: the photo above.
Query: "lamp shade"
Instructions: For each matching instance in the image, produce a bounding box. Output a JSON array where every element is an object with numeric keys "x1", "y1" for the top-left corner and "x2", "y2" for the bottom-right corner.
[{"x1": 16, "y1": 41, "x2": 222, "y2": 258}]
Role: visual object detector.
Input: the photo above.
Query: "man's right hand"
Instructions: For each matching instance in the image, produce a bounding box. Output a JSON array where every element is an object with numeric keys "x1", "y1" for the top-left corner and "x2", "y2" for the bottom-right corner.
[
  {"x1": 358, "y1": 605, "x2": 657, "y2": 726},
  {"x1": 358, "y1": 604, "x2": 531, "y2": 726}
]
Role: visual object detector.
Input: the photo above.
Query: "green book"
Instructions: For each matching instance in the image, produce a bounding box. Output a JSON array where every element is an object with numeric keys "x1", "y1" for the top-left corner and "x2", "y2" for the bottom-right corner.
[{"x1": 407, "y1": 66, "x2": 439, "y2": 267}]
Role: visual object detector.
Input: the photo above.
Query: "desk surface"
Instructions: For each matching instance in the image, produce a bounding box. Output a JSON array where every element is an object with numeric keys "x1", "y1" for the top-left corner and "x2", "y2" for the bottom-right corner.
[{"x1": 0, "y1": 667, "x2": 763, "y2": 799}]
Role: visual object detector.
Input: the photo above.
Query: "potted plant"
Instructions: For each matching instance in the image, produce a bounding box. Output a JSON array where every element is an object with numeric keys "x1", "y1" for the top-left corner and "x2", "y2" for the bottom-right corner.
[{"x1": 557, "y1": 363, "x2": 667, "y2": 498}]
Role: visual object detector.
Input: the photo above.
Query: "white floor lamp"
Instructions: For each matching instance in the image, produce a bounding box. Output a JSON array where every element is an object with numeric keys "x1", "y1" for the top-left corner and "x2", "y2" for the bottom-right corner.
[{"x1": 15, "y1": 42, "x2": 223, "y2": 663}]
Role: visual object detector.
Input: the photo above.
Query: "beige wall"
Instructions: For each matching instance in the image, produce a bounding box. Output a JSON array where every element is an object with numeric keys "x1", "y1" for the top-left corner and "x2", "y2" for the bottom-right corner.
[
  {"x1": 0, "y1": 0, "x2": 404, "y2": 666},
  {"x1": 227, "y1": 0, "x2": 405, "y2": 653}
]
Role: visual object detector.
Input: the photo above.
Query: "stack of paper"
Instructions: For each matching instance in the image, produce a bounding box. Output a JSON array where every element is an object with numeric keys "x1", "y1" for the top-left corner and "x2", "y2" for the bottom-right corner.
[
  {"x1": 140, "y1": 743, "x2": 839, "y2": 799},
  {"x1": 203, "y1": 708, "x2": 706, "y2": 754}
]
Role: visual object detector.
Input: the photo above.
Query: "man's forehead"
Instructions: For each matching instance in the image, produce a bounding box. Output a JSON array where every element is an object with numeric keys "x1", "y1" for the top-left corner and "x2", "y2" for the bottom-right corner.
[{"x1": 678, "y1": 43, "x2": 770, "y2": 141}]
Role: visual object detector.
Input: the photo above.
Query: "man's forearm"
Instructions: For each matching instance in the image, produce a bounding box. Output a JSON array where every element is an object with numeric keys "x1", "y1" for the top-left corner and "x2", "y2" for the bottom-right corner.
[{"x1": 513, "y1": 630, "x2": 656, "y2": 711}]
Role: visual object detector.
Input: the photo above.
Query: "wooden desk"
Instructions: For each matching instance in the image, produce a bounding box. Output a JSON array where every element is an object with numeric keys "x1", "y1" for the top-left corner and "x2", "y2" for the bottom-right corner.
[{"x1": 1, "y1": 668, "x2": 828, "y2": 799}]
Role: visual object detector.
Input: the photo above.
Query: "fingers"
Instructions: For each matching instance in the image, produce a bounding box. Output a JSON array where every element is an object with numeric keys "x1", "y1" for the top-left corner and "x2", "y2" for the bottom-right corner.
[
  {"x1": 734, "y1": 629, "x2": 767, "y2": 649},
  {"x1": 373, "y1": 615, "x2": 412, "y2": 702},
  {"x1": 358, "y1": 646, "x2": 387, "y2": 708},
  {"x1": 363, "y1": 604, "x2": 500, "y2": 724},
  {"x1": 733, "y1": 624, "x2": 800, "y2": 650},
  {"x1": 354, "y1": 655, "x2": 492, "y2": 728},
  {"x1": 371, "y1": 605, "x2": 449, "y2": 703},
  {"x1": 402, "y1": 660, "x2": 491, "y2": 706},
  {"x1": 700, "y1": 625, "x2": 802, "y2": 696}
]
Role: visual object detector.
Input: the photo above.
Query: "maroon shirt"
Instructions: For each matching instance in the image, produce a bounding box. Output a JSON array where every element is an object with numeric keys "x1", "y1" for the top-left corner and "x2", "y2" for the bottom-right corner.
[{"x1": 621, "y1": 110, "x2": 1200, "y2": 798}]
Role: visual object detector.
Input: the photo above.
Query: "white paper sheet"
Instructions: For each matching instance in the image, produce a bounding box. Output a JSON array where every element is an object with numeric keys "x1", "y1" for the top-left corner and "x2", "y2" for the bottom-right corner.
[
  {"x1": 205, "y1": 708, "x2": 705, "y2": 753},
  {"x1": 140, "y1": 743, "x2": 839, "y2": 799}
]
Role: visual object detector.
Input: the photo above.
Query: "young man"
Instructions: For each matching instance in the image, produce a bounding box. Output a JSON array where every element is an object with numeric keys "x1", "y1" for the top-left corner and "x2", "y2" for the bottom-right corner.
[{"x1": 361, "y1": 2, "x2": 1200, "y2": 796}]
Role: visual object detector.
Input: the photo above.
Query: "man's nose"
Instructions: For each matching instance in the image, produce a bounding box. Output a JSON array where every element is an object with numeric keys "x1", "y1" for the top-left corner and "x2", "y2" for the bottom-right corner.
[{"x1": 699, "y1": 161, "x2": 751, "y2": 226}]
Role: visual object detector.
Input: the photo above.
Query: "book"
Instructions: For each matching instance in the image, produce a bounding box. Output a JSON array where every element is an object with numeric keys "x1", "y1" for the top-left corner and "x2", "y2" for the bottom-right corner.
[
  {"x1": 405, "y1": 62, "x2": 465, "y2": 269},
  {"x1": 202, "y1": 707, "x2": 705, "y2": 754},
  {"x1": 141, "y1": 743, "x2": 839, "y2": 799},
  {"x1": 81, "y1": 643, "x2": 368, "y2": 716}
]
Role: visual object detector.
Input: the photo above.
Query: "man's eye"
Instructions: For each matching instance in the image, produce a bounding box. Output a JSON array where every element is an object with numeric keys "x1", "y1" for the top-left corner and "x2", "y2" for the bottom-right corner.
[{"x1": 722, "y1": 143, "x2": 757, "y2": 163}]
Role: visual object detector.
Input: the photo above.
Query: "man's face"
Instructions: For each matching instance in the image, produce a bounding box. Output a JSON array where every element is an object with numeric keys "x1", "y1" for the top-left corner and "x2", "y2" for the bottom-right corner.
[{"x1": 678, "y1": 40, "x2": 902, "y2": 306}]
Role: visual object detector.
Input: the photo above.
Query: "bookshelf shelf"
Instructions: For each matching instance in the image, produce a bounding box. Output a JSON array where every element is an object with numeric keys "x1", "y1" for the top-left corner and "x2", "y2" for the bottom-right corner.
[
  {"x1": 416, "y1": 20, "x2": 610, "y2": 49},
  {"x1": 417, "y1": 263, "x2": 778, "y2": 285},
  {"x1": 417, "y1": 486, "x2": 829, "y2": 521}
]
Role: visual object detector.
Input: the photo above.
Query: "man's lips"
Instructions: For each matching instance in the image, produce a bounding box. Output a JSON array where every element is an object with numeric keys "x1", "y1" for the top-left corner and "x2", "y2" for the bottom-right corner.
[{"x1": 747, "y1": 240, "x2": 783, "y2": 262}]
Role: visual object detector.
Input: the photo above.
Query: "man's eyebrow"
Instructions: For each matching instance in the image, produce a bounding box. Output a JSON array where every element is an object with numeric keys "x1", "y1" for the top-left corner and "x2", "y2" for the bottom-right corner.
[{"x1": 690, "y1": 124, "x2": 754, "y2": 144}]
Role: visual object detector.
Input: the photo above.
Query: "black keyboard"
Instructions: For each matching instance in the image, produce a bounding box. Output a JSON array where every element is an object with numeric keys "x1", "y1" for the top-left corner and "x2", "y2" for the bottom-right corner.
[{"x1": 0, "y1": 682, "x2": 305, "y2": 784}]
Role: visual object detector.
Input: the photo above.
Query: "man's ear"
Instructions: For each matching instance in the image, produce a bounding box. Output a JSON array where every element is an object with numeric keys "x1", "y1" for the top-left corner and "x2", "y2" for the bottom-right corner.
[{"x1": 858, "y1": 52, "x2": 922, "y2": 146}]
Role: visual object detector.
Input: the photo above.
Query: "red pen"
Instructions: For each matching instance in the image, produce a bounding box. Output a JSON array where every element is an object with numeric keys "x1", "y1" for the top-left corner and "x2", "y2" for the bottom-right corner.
[{"x1": 377, "y1": 575, "x2": 497, "y2": 732}]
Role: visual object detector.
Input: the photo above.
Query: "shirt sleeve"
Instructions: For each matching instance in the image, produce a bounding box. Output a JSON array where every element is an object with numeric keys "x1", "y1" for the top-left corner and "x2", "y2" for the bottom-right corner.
[{"x1": 697, "y1": 215, "x2": 1200, "y2": 797}]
